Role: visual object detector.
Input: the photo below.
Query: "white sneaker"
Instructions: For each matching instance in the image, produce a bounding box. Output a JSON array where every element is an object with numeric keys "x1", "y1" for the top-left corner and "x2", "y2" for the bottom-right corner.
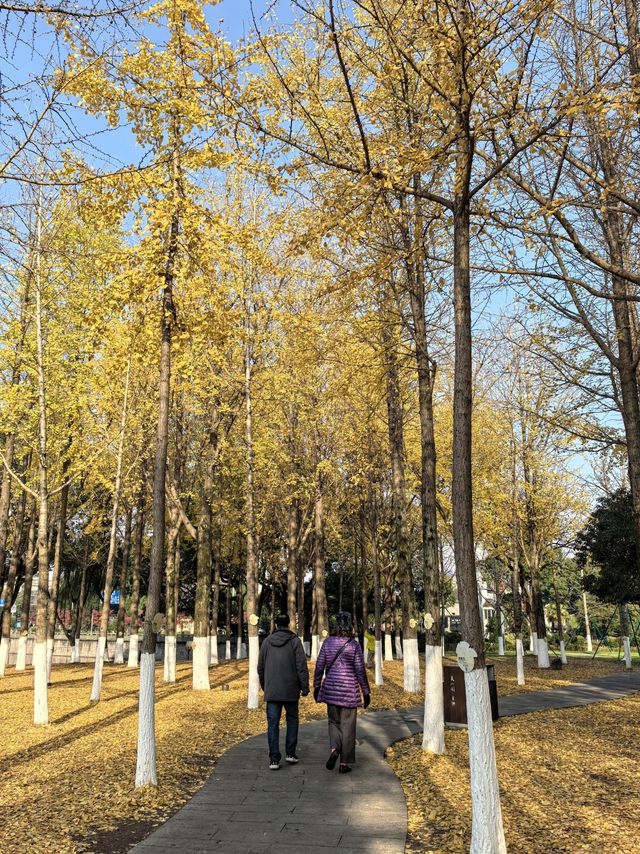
[
  {"x1": 285, "y1": 754, "x2": 299, "y2": 764},
  {"x1": 269, "y1": 759, "x2": 280, "y2": 770}
]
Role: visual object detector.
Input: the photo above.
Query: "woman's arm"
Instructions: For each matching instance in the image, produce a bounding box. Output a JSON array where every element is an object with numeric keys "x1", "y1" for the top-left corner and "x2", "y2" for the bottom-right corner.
[{"x1": 353, "y1": 641, "x2": 371, "y2": 696}]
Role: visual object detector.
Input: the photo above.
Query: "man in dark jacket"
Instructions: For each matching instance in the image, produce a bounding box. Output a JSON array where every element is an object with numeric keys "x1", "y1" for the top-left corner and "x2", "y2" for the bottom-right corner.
[{"x1": 258, "y1": 613, "x2": 309, "y2": 769}]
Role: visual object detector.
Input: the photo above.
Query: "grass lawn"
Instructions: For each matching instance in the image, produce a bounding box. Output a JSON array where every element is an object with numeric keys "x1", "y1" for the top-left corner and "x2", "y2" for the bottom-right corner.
[{"x1": 0, "y1": 653, "x2": 633, "y2": 852}]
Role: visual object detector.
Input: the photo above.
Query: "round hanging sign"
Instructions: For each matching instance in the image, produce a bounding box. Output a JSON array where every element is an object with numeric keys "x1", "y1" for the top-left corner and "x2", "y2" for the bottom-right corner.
[
  {"x1": 424, "y1": 613, "x2": 434, "y2": 630},
  {"x1": 456, "y1": 641, "x2": 478, "y2": 673},
  {"x1": 321, "y1": 629, "x2": 329, "y2": 638},
  {"x1": 248, "y1": 614, "x2": 259, "y2": 626},
  {"x1": 409, "y1": 618, "x2": 417, "y2": 629}
]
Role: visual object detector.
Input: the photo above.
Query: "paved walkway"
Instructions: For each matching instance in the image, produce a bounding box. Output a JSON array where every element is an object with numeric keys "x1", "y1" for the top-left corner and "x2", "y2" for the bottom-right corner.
[{"x1": 130, "y1": 670, "x2": 640, "y2": 854}]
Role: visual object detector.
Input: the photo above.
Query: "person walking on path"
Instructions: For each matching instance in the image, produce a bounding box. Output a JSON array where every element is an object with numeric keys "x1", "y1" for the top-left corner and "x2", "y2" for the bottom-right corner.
[
  {"x1": 313, "y1": 611, "x2": 371, "y2": 774},
  {"x1": 258, "y1": 613, "x2": 309, "y2": 770}
]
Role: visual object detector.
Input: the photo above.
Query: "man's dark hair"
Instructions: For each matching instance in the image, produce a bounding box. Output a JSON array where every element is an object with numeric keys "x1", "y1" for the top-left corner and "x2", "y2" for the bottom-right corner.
[{"x1": 276, "y1": 614, "x2": 290, "y2": 628}]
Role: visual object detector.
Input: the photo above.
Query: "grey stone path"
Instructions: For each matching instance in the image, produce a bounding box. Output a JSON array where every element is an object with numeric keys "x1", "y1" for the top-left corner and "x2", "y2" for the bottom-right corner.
[{"x1": 130, "y1": 670, "x2": 640, "y2": 854}]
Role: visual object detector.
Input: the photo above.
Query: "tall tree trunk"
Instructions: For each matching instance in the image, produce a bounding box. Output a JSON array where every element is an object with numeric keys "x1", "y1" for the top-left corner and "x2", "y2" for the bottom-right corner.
[
  {"x1": 0, "y1": 480, "x2": 28, "y2": 675},
  {"x1": 369, "y1": 488, "x2": 383, "y2": 686},
  {"x1": 164, "y1": 511, "x2": 180, "y2": 683},
  {"x1": 236, "y1": 579, "x2": 244, "y2": 659},
  {"x1": 33, "y1": 188, "x2": 51, "y2": 724},
  {"x1": 451, "y1": 59, "x2": 506, "y2": 843},
  {"x1": 15, "y1": 500, "x2": 36, "y2": 671},
  {"x1": 311, "y1": 489, "x2": 328, "y2": 661},
  {"x1": 114, "y1": 508, "x2": 132, "y2": 664},
  {"x1": 46, "y1": 457, "x2": 70, "y2": 682},
  {"x1": 359, "y1": 507, "x2": 368, "y2": 649},
  {"x1": 620, "y1": 604, "x2": 633, "y2": 669},
  {"x1": 244, "y1": 301, "x2": 260, "y2": 707},
  {"x1": 91, "y1": 356, "x2": 131, "y2": 702},
  {"x1": 135, "y1": 170, "x2": 179, "y2": 787},
  {"x1": 0, "y1": 433, "x2": 16, "y2": 595},
  {"x1": 70, "y1": 540, "x2": 89, "y2": 663},
  {"x1": 287, "y1": 501, "x2": 298, "y2": 628},
  {"x1": 580, "y1": 568, "x2": 593, "y2": 653},
  {"x1": 128, "y1": 497, "x2": 145, "y2": 668},
  {"x1": 384, "y1": 321, "x2": 420, "y2": 692},
  {"x1": 511, "y1": 437, "x2": 525, "y2": 684},
  {"x1": 210, "y1": 525, "x2": 221, "y2": 666},
  {"x1": 552, "y1": 567, "x2": 567, "y2": 664}
]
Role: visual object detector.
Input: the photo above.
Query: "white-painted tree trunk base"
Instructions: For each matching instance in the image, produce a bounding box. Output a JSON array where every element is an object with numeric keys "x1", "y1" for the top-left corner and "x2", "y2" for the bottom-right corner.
[
  {"x1": 403, "y1": 637, "x2": 421, "y2": 693},
  {"x1": 114, "y1": 637, "x2": 125, "y2": 665},
  {"x1": 384, "y1": 632, "x2": 393, "y2": 661},
  {"x1": 241, "y1": 642, "x2": 247, "y2": 658},
  {"x1": 33, "y1": 641, "x2": 49, "y2": 725},
  {"x1": 90, "y1": 636, "x2": 107, "y2": 702},
  {"x1": 559, "y1": 639, "x2": 568, "y2": 665},
  {"x1": 422, "y1": 644, "x2": 444, "y2": 754},
  {"x1": 69, "y1": 644, "x2": 78, "y2": 663},
  {"x1": 164, "y1": 635, "x2": 176, "y2": 683},
  {"x1": 374, "y1": 639, "x2": 384, "y2": 686},
  {"x1": 586, "y1": 636, "x2": 593, "y2": 653},
  {"x1": 516, "y1": 638, "x2": 525, "y2": 685},
  {"x1": 465, "y1": 668, "x2": 507, "y2": 854},
  {"x1": 46, "y1": 637, "x2": 54, "y2": 684},
  {"x1": 311, "y1": 634, "x2": 319, "y2": 662},
  {"x1": 363, "y1": 645, "x2": 369, "y2": 667},
  {"x1": 303, "y1": 640, "x2": 310, "y2": 656},
  {"x1": 247, "y1": 635, "x2": 260, "y2": 709},
  {"x1": 394, "y1": 635, "x2": 403, "y2": 660},
  {"x1": 236, "y1": 639, "x2": 244, "y2": 660},
  {"x1": 441, "y1": 636, "x2": 445, "y2": 655},
  {"x1": 537, "y1": 637, "x2": 550, "y2": 668},
  {"x1": 530, "y1": 632, "x2": 537, "y2": 655},
  {"x1": 497, "y1": 635, "x2": 505, "y2": 656},
  {"x1": 127, "y1": 634, "x2": 139, "y2": 668},
  {"x1": 623, "y1": 636, "x2": 632, "y2": 670},
  {"x1": 225, "y1": 640, "x2": 231, "y2": 660},
  {"x1": 192, "y1": 636, "x2": 210, "y2": 690},
  {"x1": 210, "y1": 635, "x2": 219, "y2": 666},
  {"x1": 0, "y1": 636, "x2": 10, "y2": 676},
  {"x1": 15, "y1": 635, "x2": 28, "y2": 671},
  {"x1": 135, "y1": 652, "x2": 157, "y2": 787}
]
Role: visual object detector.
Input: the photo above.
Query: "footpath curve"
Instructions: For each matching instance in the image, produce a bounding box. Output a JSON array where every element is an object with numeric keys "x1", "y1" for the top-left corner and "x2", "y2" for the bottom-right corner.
[{"x1": 130, "y1": 670, "x2": 640, "y2": 854}]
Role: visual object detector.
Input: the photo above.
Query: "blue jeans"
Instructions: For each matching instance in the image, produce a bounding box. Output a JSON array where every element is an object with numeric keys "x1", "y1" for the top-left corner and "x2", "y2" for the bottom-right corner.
[{"x1": 266, "y1": 700, "x2": 299, "y2": 762}]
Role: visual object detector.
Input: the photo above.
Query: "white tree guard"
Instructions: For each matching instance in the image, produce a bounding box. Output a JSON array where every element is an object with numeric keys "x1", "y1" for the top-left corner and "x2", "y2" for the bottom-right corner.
[
  {"x1": 164, "y1": 636, "x2": 176, "y2": 683},
  {"x1": 422, "y1": 644, "x2": 444, "y2": 754},
  {"x1": 537, "y1": 637, "x2": 550, "y2": 668},
  {"x1": 403, "y1": 637, "x2": 421, "y2": 693},
  {"x1": 127, "y1": 634, "x2": 139, "y2": 668},
  {"x1": 210, "y1": 635, "x2": 219, "y2": 666},
  {"x1": 90, "y1": 636, "x2": 107, "y2": 702},
  {"x1": 0, "y1": 635, "x2": 10, "y2": 676},
  {"x1": 15, "y1": 635, "x2": 27, "y2": 671},
  {"x1": 465, "y1": 668, "x2": 507, "y2": 854},
  {"x1": 384, "y1": 632, "x2": 393, "y2": 661},
  {"x1": 515, "y1": 638, "x2": 525, "y2": 685},
  {"x1": 192, "y1": 636, "x2": 210, "y2": 690},
  {"x1": 497, "y1": 635, "x2": 505, "y2": 656},
  {"x1": 559, "y1": 640, "x2": 568, "y2": 665},
  {"x1": 247, "y1": 634, "x2": 260, "y2": 709},
  {"x1": 311, "y1": 634, "x2": 319, "y2": 662},
  {"x1": 114, "y1": 637, "x2": 125, "y2": 665},
  {"x1": 623, "y1": 637, "x2": 632, "y2": 670},
  {"x1": 394, "y1": 635, "x2": 404, "y2": 660},
  {"x1": 374, "y1": 639, "x2": 384, "y2": 686},
  {"x1": 33, "y1": 640, "x2": 48, "y2": 725},
  {"x1": 135, "y1": 652, "x2": 157, "y2": 787},
  {"x1": 530, "y1": 631, "x2": 537, "y2": 655},
  {"x1": 225, "y1": 640, "x2": 231, "y2": 660}
]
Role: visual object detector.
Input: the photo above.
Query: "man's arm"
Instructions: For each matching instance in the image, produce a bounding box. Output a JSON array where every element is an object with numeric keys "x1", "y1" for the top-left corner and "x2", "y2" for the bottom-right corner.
[
  {"x1": 257, "y1": 638, "x2": 267, "y2": 690},
  {"x1": 295, "y1": 638, "x2": 309, "y2": 695}
]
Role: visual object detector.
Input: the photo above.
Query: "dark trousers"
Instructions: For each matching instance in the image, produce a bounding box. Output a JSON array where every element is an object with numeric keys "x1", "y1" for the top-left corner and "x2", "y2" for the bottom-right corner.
[
  {"x1": 266, "y1": 700, "x2": 299, "y2": 762},
  {"x1": 327, "y1": 704, "x2": 357, "y2": 764}
]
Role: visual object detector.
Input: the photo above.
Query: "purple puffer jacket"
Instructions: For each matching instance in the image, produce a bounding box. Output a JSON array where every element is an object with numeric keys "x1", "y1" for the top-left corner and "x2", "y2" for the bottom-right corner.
[{"x1": 314, "y1": 636, "x2": 370, "y2": 708}]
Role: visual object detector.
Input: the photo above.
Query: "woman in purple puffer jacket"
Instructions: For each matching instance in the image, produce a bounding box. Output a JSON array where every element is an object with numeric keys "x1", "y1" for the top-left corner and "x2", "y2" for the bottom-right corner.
[{"x1": 313, "y1": 611, "x2": 371, "y2": 774}]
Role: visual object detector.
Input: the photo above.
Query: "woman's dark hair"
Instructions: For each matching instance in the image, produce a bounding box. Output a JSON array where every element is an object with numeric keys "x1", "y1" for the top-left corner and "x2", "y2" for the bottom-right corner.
[{"x1": 334, "y1": 611, "x2": 353, "y2": 637}]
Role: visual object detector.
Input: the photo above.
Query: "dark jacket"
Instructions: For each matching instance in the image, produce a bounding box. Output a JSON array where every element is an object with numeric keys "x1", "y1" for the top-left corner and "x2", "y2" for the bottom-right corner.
[
  {"x1": 258, "y1": 628, "x2": 309, "y2": 702},
  {"x1": 314, "y1": 636, "x2": 370, "y2": 708}
]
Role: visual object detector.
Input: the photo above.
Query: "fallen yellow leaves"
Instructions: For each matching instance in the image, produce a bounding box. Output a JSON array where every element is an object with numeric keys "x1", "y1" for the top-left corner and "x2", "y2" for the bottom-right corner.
[
  {"x1": 0, "y1": 655, "x2": 628, "y2": 853},
  {"x1": 388, "y1": 668, "x2": 640, "y2": 853},
  {"x1": 0, "y1": 657, "x2": 412, "y2": 853}
]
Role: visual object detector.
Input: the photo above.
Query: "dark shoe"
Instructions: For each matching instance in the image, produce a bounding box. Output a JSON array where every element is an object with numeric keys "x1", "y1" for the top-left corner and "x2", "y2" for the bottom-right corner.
[
  {"x1": 326, "y1": 750, "x2": 339, "y2": 770},
  {"x1": 338, "y1": 764, "x2": 352, "y2": 774},
  {"x1": 285, "y1": 754, "x2": 299, "y2": 764},
  {"x1": 269, "y1": 758, "x2": 280, "y2": 770}
]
